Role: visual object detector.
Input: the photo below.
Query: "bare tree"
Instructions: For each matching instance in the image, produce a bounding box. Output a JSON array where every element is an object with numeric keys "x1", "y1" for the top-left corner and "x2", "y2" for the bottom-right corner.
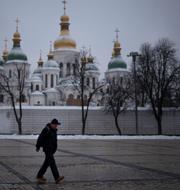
[
  {"x1": 103, "y1": 76, "x2": 133, "y2": 135},
  {"x1": 72, "y1": 50, "x2": 103, "y2": 135},
  {"x1": 0, "y1": 63, "x2": 29, "y2": 134},
  {"x1": 136, "y1": 38, "x2": 180, "y2": 134}
]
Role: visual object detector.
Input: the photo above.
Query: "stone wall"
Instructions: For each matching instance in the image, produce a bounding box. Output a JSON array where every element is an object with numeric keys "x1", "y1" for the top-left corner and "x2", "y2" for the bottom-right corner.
[{"x1": 0, "y1": 106, "x2": 179, "y2": 135}]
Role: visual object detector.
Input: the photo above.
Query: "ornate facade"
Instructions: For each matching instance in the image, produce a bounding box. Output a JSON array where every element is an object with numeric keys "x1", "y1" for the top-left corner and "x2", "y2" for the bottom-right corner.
[{"x1": 0, "y1": 1, "x2": 128, "y2": 106}]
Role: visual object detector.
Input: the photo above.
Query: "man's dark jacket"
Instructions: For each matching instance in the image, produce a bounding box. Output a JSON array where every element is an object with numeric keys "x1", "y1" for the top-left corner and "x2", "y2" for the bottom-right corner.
[{"x1": 36, "y1": 124, "x2": 57, "y2": 154}]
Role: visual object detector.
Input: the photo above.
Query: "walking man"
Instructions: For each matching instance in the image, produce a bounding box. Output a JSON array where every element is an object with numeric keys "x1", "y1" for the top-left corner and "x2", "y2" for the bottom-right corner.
[{"x1": 36, "y1": 118, "x2": 64, "y2": 184}]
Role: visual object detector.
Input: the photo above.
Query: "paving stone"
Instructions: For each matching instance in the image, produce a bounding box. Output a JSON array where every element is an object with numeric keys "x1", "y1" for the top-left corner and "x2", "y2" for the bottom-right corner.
[{"x1": 0, "y1": 139, "x2": 180, "y2": 189}]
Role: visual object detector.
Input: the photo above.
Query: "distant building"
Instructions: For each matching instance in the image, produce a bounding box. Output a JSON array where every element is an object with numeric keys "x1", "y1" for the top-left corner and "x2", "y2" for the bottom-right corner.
[{"x1": 0, "y1": 0, "x2": 128, "y2": 106}]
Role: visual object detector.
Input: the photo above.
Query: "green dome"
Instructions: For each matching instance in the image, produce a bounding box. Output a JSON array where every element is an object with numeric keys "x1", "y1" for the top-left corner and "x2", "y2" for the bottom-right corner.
[
  {"x1": 7, "y1": 47, "x2": 27, "y2": 61},
  {"x1": 108, "y1": 56, "x2": 127, "y2": 70},
  {"x1": 85, "y1": 63, "x2": 99, "y2": 71},
  {"x1": 43, "y1": 60, "x2": 58, "y2": 68}
]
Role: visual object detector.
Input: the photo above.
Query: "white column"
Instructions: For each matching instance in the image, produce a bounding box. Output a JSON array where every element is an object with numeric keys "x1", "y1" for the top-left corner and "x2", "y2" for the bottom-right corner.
[
  {"x1": 48, "y1": 74, "x2": 50, "y2": 88},
  {"x1": 63, "y1": 64, "x2": 66, "y2": 77}
]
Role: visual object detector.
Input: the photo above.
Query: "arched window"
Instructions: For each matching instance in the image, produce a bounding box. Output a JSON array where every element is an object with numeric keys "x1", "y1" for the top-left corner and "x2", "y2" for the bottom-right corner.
[
  {"x1": 45, "y1": 74, "x2": 48, "y2": 88},
  {"x1": 51, "y1": 74, "x2": 54, "y2": 88},
  {"x1": 73, "y1": 64, "x2": 76, "y2": 76},
  {"x1": 93, "y1": 78, "x2": 96, "y2": 89},
  {"x1": 59, "y1": 63, "x2": 63, "y2": 77},
  {"x1": 35, "y1": 85, "x2": 39, "y2": 91},
  {"x1": 31, "y1": 83, "x2": 33, "y2": 92},
  {"x1": 120, "y1": 77, "x2": 123, "y2": 85},
  {"x1": 67, "y1": 63, "x2": 70, "y2": 76}
]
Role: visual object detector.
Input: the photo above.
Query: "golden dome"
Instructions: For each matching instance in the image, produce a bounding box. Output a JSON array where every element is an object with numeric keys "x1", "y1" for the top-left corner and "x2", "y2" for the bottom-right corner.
[
  {"x1": 114, "y1": 41, "x2": 121, "y2": 48},
  {"x1": 54, "y1": 37, "x2": 76, "y2": 49},
  {"x1": 61, "y1": 15, "x2": 70, "y2": 22},
  {"x1": 13, "y1": 31, "x2": 21, "y2": 46},
  {"x1": 113, "y1": 40, "x2": 121, "y2": 56},
  {"x1": 54, "y1": 1, "x2": 77, "y2": 50},
  {"x1": 13, "y1": 31, "x2": 20, "y2": 38}
]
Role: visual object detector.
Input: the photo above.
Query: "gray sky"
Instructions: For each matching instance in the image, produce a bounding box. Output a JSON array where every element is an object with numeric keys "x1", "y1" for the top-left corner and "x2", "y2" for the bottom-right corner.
[{"x1": 0, "y1": 0, "x2": 180, "y2": 77}]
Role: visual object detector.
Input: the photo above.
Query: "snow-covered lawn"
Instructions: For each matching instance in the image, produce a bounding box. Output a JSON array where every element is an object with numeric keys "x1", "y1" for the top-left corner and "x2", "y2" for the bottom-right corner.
[{"x1": 0, "y1": 134, "x2": 180, "y2": 140}]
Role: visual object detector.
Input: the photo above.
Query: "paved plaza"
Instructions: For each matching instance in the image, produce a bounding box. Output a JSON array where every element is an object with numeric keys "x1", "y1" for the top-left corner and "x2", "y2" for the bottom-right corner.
[{"x1": 0, "y1": 138, "x2": 180, "y2": 190}]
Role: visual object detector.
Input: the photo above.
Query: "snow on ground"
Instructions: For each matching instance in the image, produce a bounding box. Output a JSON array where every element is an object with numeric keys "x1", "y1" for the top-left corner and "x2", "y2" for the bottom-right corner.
[{"x1": 0, "y1": 135, "x2": 180, "y2": 140}]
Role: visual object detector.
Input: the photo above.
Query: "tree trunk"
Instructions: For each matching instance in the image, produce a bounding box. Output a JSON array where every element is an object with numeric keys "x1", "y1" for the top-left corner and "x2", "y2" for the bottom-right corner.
[
  {"x1": 82, "y1": 117, "x2": 86, "y2": 135},
  {"x1": 81, "y1": 96, "x2": 86, "y2": 135},
  {"x1": 115, "y1": 116, "x2": 121, "y2": 135},
  {"x1": 18, "y1": 119, "x2": 22, "y2": 135},
  {"x1": 157, "y1": 117, "x2": 162, "y2": 135}
]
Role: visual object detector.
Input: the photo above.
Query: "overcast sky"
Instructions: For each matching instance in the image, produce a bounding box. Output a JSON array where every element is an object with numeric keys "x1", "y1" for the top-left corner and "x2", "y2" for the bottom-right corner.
[{"x1": 0, "y1": 0, "x2": 180, "y2": 77}]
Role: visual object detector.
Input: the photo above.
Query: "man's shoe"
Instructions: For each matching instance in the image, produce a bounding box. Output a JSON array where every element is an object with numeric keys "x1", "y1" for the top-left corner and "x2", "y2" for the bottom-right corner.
[
  {"x1": 36, "y1": 176, "x2": 47, "y2": 184},
  {"x1": 56, "y1": 176, "x2": 64, "y2": 184}
]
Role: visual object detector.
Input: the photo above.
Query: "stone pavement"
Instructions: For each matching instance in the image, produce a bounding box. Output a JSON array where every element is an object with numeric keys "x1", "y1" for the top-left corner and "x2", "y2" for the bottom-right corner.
[{"x1": 0, "y1": 138, "x2": 180, "y2": 190}]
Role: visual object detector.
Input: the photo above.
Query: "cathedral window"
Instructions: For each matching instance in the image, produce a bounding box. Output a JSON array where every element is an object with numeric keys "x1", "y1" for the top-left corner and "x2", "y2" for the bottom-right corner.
[
  {"x1": 35, "y1": 85, "x2": 39, "y2": 91},
  {"x1": 51, "y1": 74, "x2": 54, "y2": 88},
  {"x1": 67, "y1": 63, "x2": 70, "y2": 76},
  {"x1": 59, "y1": 63, "x2": 63, "y2": 77},
  {"x1": 31, "y1": 83, "x2": 33, "y2": 92},
  {"x1": 73, "y1": 64, "x2": 76, "y2": 76},
  {"x1": 45, "y1": 74, "x2": 48, "y2": 88},
  {"x1": 93, "y1": 78, "x2": 96, "y2": 89},
  {"x1": 120, "y1": 77, "x2": 123, "y2": 85}
]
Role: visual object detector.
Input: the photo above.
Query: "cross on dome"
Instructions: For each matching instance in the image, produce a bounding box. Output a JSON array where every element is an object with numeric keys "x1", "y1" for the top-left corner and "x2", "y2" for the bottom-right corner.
[
  {"x1": 62, "y1": 0, "x2": 67, "y2": 15},
  {"x1": 115, "y1": 28, "x2": 120, "y2": 41},
  {"x1": 15, "y1": 17, "x2": 20, "y2": 32}
]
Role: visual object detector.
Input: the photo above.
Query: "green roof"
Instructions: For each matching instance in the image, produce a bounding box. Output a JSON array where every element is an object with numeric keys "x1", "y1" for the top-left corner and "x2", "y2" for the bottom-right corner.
[
  {"x1": 7, "y1": 47, "x2": 27, "y2": 61},
  {"x1": 108, "y1": 57, "x2": 127, "y2": 69}
]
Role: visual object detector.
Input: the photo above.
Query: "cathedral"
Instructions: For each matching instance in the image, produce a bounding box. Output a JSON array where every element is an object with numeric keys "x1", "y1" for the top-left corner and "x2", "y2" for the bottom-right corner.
[{"x1": 0, "y1": 0, "x2": 129, "y2": 106}]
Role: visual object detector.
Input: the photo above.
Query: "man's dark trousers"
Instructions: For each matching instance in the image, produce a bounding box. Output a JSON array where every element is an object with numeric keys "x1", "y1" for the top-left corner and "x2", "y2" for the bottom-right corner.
[{"x1": 37, "y1": 151, "x2": 59, "y2": 180}]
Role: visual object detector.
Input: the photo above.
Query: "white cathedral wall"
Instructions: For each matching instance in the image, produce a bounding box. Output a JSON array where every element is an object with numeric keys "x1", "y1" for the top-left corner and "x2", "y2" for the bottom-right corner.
[
  {"x1": 53, "y1": 49, "x2": 79, "y2": 78},
  {"x1": 30, "y1": 94, "x2": 45, "y2": 106},
  {"x1": 0, "y1": 106, "x2": 179, "y2": 135}
]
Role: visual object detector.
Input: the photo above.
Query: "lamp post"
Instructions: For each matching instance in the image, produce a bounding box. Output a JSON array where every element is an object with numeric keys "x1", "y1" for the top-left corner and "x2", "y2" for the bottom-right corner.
[{"x1": 127, "y1": 52, "x2": 141, "y2": 135}]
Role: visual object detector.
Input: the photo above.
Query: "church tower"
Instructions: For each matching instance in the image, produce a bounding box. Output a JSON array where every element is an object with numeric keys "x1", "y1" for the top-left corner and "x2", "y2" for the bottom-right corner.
[
  {"x1": 53, "y1": 0, "x2": 80, "y2": 79},
  {"x1": 105, "y1": 29, "x2": 129, "y2": 84}
]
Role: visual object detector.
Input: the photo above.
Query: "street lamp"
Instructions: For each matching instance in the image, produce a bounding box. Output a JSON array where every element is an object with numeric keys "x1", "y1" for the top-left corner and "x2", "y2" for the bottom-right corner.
[{"x1": 127, "y1": 52, "x2": 141, "y2": 135}]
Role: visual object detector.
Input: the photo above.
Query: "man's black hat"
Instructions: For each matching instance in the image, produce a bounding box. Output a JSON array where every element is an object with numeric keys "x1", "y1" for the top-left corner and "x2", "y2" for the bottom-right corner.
[{"x1": 51, "y1": 118, "x2": 61, "y2": 125}]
